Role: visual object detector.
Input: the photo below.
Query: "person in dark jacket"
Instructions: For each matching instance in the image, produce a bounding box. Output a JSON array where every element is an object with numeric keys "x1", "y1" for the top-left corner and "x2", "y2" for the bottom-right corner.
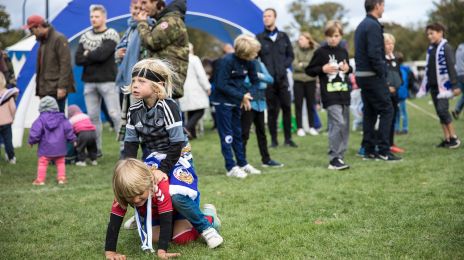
[
  {"x1": 256, "y1": 8, "x2": 296, "y2": 148},
  {"x1": 75, "y1": 4, "x2": 121, "y2": 154},
  {"x1": 354, "y1": 0, "x2": 400, "y2": 161},
  {"x1": 306, "y1": 20, "x2": 352, "y2": 170},
  {"x1": 23, "y1": 15, "x2": 75, "y2": 112}
]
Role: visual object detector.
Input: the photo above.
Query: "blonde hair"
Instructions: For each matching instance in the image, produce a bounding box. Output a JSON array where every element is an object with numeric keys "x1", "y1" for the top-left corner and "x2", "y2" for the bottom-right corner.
[
  {"x1": 324, "y1": 20, "x2": 344, "y2": 36},
  {"x1": 383, "y1": 33, "x2": 396, "y2": 44},
  {"x1": 113, "y1": 159, "x2": 153, "y2": 209},
  {"x1": 234, "y1": 34, "x2": 261, "y2": 61},
  {"x1": 300, "y1": 31, "x2": 319, "y2": 49},
  {"x1": 0, "y1": 72, "x2": 6, "y2": 90},
  {"x1": 90, "y1": 4, "x2": 107, "y2": 15},
  {"x1": 127, "y1": 58, "x2": 178, "y2": 99}
]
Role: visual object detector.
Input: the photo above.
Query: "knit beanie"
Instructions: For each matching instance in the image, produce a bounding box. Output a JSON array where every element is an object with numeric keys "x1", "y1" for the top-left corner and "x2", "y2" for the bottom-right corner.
[
  {"x1": 39, "y1": 96, "x2": 59, "y2": 112},
  {"x1": 67, "y1": 104, "x2": 82, "y2": 118}
]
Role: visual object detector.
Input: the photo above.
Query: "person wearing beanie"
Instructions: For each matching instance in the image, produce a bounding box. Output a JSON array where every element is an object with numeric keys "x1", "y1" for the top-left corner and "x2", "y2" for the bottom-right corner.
[
  {"x1": 29, "y1": 96, "x2": 76, "y2": 185},
  {"x1": 67, "y1": 105, "x2": 98, "y2": 166}
]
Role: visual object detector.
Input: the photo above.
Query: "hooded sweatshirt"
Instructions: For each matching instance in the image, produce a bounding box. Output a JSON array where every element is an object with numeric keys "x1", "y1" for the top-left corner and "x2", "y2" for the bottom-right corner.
[{"x1": 68, "y1": 105, "x2": 96, "y2": 133}]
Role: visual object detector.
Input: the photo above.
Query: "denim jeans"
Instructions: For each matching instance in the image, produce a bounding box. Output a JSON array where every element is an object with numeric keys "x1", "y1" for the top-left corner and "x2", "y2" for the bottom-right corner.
[
  {"x1": 171, "y1": 194, "x2": 211, "y2": 234},
  {"x1": 395, "y1": 99, "x2": 408, "y2": 131},
  {"x1": 0, "y1": 124, "x2": 14, "y2": 160},
  {"x1": 84, "y1": 82, "x2": 121, "y2": 150}
]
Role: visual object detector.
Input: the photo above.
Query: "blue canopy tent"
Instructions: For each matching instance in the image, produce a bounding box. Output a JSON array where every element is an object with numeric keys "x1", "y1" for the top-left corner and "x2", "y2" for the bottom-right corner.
[{"x1": 8, "y1": 0, "x2": 263, "y2": 147}]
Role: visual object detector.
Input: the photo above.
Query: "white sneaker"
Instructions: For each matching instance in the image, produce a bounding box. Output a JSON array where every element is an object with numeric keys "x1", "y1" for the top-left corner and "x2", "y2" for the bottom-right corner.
[
  {"x1": 9, "y1": 157, "x2": 16, "y2": 164},
  {"x1": 123, "y1": 216, "x2": 137, "y2": 230},
  {"x1": 241, "y1": 164, "x2": 261, "y2": 174},
  {"x1": 201, "y1": 227, "x2": 224, "y2": 249},
  {"x1": 308, "y1": 127, "x2": 319, "y2": 136},
  {"x1": 203, "y1": 204, "x2": 221, "y2": 230},
  {"x1": 226, "y1": 166, "x2": 247, "y2": 179},
  {"x1": 296, "y1": 128, "x2": 306, "y2": 137},
  {"x1": 75, "y1": 161, "x2": 87, "y2": 167},
  {"x1": 91, "y1": 160, "x2": 98, "y2": 166}
]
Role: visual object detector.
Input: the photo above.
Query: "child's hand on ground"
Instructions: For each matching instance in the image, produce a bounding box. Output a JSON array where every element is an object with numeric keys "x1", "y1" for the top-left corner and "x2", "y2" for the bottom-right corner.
[
  {"x1": 105, "y1": 251, "x2": 126, "y2": 260},
  {"x1": 157, "y1": 249, "x2": 180, "y2": 259}
]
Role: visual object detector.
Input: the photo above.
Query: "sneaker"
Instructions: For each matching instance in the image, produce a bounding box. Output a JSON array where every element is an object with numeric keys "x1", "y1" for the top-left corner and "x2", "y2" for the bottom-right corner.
[
  {"x1": 284, "y1": 140, "x2": 298, "y2": 148},
  {"x1": 262, "y1": 159, "x2": 284, "y2": 168},
  {"x1": 447, "y1": 137, "x2": 461, "y2": 149},
  {"x1": 8, "y1": 157, "x2": 16, "y2": 164},
  {"x1": 390, "y1": 145, "x2": 405, "y2": 153},
  {"x1": 226, "y1": 166, "x2": 247, "y2": 179},
  {"x1": 357, "y1": 147, "x2": 366, "y2": 157},
  {"x1": 401, "y1": 130, "x2": 409, "y2": 135},
  {"x1": 57, "y1": 177, "x2": 67, "y2": 185},
  {"x1": 363, "y1": 153, "x2": 377, "y2": 161},
  {"x1": 377, "y1": 152, "x2": 402, "y2": 161},
  {"x1": 32, "y1": 179, "x2": 45, "y2": 186},
  {"x1": 308, "y1": 127, "x2": 319, "y2": 136},
  {"x1": 91, "y1": 160, "x2": 98, "y2": 166},
  {"x1": 328, "y1": 158, "x2": 350, "y2": 170},
  {"x1": 203, "y1": 204, "x2": 221, "y2": 230},
  {"x1": 123, "y1": 216, "x2": 137, "y2": 230},
  {"x1": 436, "y1": 139, "x2": 449, "y2": 148},
  {"x1": 451, "y1": 110, "x2": 460, "y2": 120},
  {"x1": 241, "y1": 164, "x2": 261, "y2": 174},
  {"x1": 296, "y1": 128, "x2": 306, "y2": 137},
  {"x1": 201, "y1": 227, "x2": 224, "y2": 249},
  {"x1": 270, "y1": 141, "x2": 278, "y2": 148},
  {"x1": 75, "y1": 161, "x2": 87, "y2": 167}
]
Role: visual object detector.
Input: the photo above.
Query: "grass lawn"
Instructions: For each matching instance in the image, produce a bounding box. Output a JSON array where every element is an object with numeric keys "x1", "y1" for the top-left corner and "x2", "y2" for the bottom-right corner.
[{"x1": 1, "y1": 98, "x2": 463, "y2": 259}]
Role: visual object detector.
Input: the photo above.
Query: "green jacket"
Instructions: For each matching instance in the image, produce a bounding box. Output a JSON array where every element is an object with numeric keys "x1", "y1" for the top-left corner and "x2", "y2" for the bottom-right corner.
[
  {"x1": 292, "y1": 45, "x2": 317, "y2": 82},
  {"x1": 138, "y1": 11, "x2": 189, "y2": 98},
  {"x1": 35, "y1": 27, "x2": 75, "y2": 97}
]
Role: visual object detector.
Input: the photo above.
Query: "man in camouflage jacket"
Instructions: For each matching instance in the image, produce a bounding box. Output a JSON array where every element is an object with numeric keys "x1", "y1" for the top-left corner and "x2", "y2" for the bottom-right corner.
[{"x1": 136, "y1": 0, "x2": 189, "y2": 98}]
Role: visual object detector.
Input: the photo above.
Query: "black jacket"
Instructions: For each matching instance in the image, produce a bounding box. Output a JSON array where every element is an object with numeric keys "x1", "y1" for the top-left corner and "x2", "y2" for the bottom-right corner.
[
  {"x1": 256, "y1": 29, "x2": 294, "y2": 83},
  {"x1": 354, "y1": 14, "x2": 387, "y2": 78}
]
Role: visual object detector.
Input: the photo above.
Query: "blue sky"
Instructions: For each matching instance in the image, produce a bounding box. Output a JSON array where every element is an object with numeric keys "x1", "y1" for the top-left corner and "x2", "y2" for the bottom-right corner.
[{"x1": 2, "y1": 0, "x2": 435, "y2": 31}]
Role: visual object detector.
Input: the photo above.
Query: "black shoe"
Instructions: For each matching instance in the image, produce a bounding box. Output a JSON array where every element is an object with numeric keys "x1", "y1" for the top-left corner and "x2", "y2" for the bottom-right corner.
[
  {"x1": 328, "y1": 158, "x2": 350, "y2": 170},
  {"x1": 451, "y1": 110, "x2": 460, "y2": 120},
  {"x1": 377, "y1": 152, "x2": 402, "y2": 161},
  {"x1": 284, "y1": 140, "x2": 298, "y2": 148},
  {"x1": 270, "y1": 141, "x2": 278, "y2": 148},
  {"x1": 436, "y1": 139, "x2": 449, "y2": 148},
  {"x1": 262, "y1": 159, "x2": 284, "y2": 167},
  {"x1": 363, "y1": 153, "x2": 377, "y2": 161},
  {"x1": 447, "y1": 137, "x2": 461, "y2": 149}
]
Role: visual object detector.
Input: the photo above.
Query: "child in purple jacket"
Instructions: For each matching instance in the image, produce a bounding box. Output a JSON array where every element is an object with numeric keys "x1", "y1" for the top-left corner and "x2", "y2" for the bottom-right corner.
[{"x1": 29, "y1": 96, "x2": 76, "y2": 185}]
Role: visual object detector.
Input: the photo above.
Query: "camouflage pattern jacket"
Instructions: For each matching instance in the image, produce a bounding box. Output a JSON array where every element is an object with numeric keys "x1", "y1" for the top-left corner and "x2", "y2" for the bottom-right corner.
[{"x1": 138, "y1": 11, "x2": 189, "y2": 98}]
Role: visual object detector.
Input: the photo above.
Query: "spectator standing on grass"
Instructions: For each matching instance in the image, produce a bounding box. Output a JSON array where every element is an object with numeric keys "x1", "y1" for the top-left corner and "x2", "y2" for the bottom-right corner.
[
  {"x1": 417, "y1": 23, "x2": 461, "y2": 148},
  {"x1": 293, "y1": 32, "x2": 320, "y2": 137},
  {"x1": 451, "y1": 42, "x2": 464, "y2": 120},
  {"x1": 355, "y1": 0, "x2": 401, "y2": 161},
  {"x1": 306, "y1": 20, "x2": 352, "y2": 170},
  {"x1": 23, "y1": 15, "x2": 75, "y2": 112},
  {"x1": 29, "y1": 96, "x2": 76, "y2": 185},
  {"x1": 394, "y1": 51, "x2": 414, "y2": 135},
  {"x1": 256, "y1": 8, "x2": 297, "y2": 148},
  {"x1": 0, "y1": 72, "x2": 18, "y2": 164},
  {"x1": 211, "y1": 35, "x2": 262, "y2": 178},
  {"x1": 178, "y1": 43, "x2": 211, "y2": 139},
  {"x1": 67, "y1": 105, "x2": 98, "y2": 167},
  {"x1": 75, "y1": 4, "x2": 121, "y2": 156}
]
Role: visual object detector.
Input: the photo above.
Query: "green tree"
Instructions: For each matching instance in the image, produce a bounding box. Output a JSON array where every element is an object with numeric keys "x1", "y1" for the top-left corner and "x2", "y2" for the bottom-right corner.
[
  {"x1": 0, "y1": 5, "x2": 25, "y2": 49},
  {"x1": 428, "y1": 0, "x2": 464, "y2": 48}
]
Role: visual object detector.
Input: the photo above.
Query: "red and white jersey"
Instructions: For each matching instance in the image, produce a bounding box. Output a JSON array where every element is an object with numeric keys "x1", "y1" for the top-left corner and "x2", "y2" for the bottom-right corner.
[{"x1": 111, "y1": 180, "x2": 173, "y2": 219}]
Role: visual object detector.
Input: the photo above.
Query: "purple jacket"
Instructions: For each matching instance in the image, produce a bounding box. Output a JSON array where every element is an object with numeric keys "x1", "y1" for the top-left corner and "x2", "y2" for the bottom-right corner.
[{"x1": 28, "y1": 111, "x2": 76, "y2": 157}]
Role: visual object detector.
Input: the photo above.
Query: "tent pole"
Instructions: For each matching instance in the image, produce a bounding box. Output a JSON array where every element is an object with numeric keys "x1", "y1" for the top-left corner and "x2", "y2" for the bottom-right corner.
[
  {"x1": 45, "y1": 0, "x2": 49, "y2": 20},
  {"x1": 22, "y1": 0, "x2": 28, "y2": 25}
]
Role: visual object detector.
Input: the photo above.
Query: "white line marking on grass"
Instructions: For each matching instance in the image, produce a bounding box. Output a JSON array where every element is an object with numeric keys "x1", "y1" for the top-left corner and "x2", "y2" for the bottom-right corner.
[{"x1": 406, "y1": 100, "x2": 439, "y2": 120}]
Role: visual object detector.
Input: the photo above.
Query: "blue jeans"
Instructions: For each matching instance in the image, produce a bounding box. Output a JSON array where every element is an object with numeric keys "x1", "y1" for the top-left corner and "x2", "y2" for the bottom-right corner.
[
  {"x1": 0, "y1": 124, "x2": 15, "y2": 160},
  {"x1": 395, "y1": 99, "x2": 408, "y2": 131},
  {"x1": 214, "y1": 104, "x2": 247, "y2": 171},
  {"x1": 454, "y1": 81, "x2": 464, "y2": 113},
  {"x1": 171, "y1": 194, "x2": 211, "y2": 234}
]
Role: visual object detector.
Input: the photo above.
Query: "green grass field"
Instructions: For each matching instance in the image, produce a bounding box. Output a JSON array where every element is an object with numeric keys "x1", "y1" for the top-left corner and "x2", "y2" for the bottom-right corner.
[{"x1": 1, "y1": 98, "x2": 463, "y2": 259}]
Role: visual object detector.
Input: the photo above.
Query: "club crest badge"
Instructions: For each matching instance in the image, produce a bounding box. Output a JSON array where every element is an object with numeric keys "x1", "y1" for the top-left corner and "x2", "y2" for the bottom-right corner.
[{"x1": 173, "y1": 168, "x2": 194, "y2": 184}]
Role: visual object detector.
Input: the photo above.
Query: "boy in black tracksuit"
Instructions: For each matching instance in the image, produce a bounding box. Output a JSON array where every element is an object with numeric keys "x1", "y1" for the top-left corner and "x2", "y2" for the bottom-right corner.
[{"x1": 306, "y1": 21, "x2": 352, "y2": 170}]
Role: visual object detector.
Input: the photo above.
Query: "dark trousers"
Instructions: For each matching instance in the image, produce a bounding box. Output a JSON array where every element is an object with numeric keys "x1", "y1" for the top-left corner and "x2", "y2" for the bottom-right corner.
[
  {"x1": 185, "y1": 109, "x2": 205, "y2": 139},
  {"x1": 0, "y1": 124, "x2": 14, "y2": 160},
  {"x1": 241, "y1": 109, "x2": 271, "y2": 164},
  {"x1": 266, "y1": 80, "x2": 292, "y2": 144},
  {"x1": 357, "y1": 76, "x2": 393, "y2": 155},
  {"x1": 294, "y1": 80, "x2": 316, "y2": 128},
  {"x1": 76, "y1": 130, "x2": 98, "y2": 162},
  {"x1": 214, "y1": 104, "x2": 247, "y2": 171},
  {"x1": 389, "y1": 95, "x2": 399, "y2": 146}
]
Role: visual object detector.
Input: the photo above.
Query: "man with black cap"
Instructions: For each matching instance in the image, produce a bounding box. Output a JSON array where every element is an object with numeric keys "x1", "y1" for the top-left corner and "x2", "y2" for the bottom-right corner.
[{"x1": 23, "y1": 15, "x2": 75, "y2": 112}]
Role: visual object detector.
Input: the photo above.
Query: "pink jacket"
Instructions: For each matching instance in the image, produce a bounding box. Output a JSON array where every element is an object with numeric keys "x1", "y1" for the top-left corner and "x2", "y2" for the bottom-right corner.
[
  {"x1": 0, "y1": 89, "x2": 16, "y2": 126},
  {"x1": 69, "y1": 113, "x2": 96, "y2": 133}
]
